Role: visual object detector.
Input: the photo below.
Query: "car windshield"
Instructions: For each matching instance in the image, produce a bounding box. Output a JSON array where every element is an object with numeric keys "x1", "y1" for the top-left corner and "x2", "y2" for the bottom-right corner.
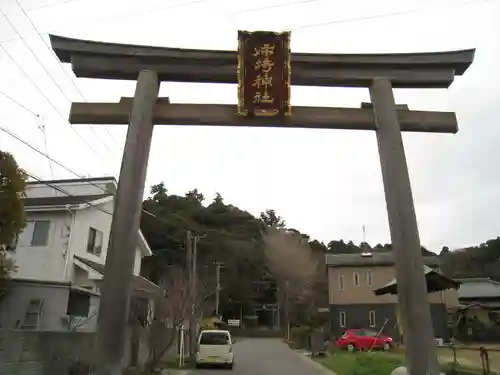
[{"x1": 200, "y1": 332, "x2": 230, "y2": 345}]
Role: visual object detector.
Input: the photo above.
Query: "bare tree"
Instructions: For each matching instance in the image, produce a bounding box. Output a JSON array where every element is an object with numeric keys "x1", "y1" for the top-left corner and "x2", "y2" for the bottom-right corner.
[
  {"x1": 262, "y1": 228, "x2": 319, "y2": 335},
  {"x1": 143, "y1": 265, "x2": 215, "y2": 373}
]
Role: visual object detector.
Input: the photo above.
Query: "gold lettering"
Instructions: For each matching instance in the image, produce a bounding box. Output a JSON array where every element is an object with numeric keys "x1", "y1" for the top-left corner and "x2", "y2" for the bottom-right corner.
[
  {"x1": 254, "y1": 57, "x2": 274, "y2": 73},
  {"x1": 253, "y1": 44, "x2": 275, "y2": 58},
  {"x1": 253, "y1": 91, "x2": 274, "y2": 105},
  {"x1": 252, "y1": 75, "x2": 273, "y2": 90}
]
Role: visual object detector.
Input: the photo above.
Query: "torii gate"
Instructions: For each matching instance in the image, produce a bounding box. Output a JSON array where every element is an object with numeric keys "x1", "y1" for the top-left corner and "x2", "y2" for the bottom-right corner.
[{"x1": 49, "y1": 34, "x2": 474, "y2": 375}]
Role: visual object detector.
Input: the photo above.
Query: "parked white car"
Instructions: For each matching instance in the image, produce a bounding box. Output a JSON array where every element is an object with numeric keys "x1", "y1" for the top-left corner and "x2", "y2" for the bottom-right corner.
[{"x1": 195, "y1": 330, "x2": 234, "y2": 369}]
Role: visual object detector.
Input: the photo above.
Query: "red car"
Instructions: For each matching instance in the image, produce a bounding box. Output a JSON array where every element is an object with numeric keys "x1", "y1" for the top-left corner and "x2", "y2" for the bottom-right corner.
[{"x1": 337, "y1": 329, "x2": 393, "y2": 351}]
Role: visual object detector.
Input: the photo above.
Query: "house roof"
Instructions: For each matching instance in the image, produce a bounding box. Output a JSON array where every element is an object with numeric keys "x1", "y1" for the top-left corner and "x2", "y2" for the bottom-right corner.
[
  {"x1": 23, "y1": 194, "x2": 113, "y2": 207},
  {"x1": 27, "y1": 176, "x2": 116, "y2": 185},
  {"x1": 326, "y1": 252, "x2": 442, "y2": 267},
  {"x1": 74, "y1": 256, "x2": 164, "y2": 298},
  {"x1": 373, "y1": 265, "x2": 460, "y2": 295},
  {"x1": 455, "y1": 278, "x2": 500, "y2": 299}
]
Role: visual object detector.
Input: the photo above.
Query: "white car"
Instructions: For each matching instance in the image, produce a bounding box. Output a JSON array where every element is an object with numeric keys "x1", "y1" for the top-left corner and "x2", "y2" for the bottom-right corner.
[{"x1": 195, "y1": 329, "x2": 234, "y2": 369}]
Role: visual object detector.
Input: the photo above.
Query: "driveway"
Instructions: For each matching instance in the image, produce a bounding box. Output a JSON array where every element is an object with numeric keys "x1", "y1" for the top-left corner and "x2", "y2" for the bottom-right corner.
[{"x1": 192, "y1": 338, "x2": 329, "y2": 375}]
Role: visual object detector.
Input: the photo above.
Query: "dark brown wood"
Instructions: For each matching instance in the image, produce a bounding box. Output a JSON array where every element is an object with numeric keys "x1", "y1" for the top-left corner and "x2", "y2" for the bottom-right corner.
[
  {"x1": 49, "y1": 35, "x2": 475, "y2": 88},
  {"x1": 50, "y1": 34, "x2": 475, "y2": 75},
  {"x1": 69, "y1": 99, "x2": 458, "y2": 133},
  {"x1": 237, "y1": 31, "x2": 291, "y2": 116},
  {"x1": 70, "y1": 55, "x2": 456, "y2": 88}
]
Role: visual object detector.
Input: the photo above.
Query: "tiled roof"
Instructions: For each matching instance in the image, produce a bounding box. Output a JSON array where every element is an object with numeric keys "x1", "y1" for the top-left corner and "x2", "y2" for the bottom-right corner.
[
  {"x1": 24, "y1": 194, "x2": 113, "y2": 207},
  {"x1": 74, "y1": 256, "x2": 163, "y2": 297},
  {"x1": 456, "y1": 278, "x2": 500, "y2": 299},
  {"x1": 326, "y1": 252, "x2": 442, "y2": 267}
]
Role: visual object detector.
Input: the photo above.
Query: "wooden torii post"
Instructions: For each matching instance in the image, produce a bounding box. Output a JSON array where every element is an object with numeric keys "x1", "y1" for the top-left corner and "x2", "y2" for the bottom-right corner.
[{"x1": 49, "y1": 34, "x2": 474, "y2": 375}]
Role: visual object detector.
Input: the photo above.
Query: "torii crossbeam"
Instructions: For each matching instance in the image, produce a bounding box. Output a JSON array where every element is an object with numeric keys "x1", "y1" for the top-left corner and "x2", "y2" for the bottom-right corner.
[{"x1": 49, "y1": 34, "x2": 475, "y2": 375}]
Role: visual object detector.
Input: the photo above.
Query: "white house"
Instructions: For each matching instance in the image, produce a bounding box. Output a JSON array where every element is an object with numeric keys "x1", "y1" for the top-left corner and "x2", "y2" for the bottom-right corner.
[{"x1": 0, "y1": 176, "x2": 162, "y2": 332}]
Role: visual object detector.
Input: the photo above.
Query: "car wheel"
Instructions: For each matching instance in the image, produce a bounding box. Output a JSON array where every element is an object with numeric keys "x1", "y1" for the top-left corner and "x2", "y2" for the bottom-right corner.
[
  {"x1": 347, "y1": 344, "x2": 356, "y2": 352},
  {"x1": 383, "y1": 342, "x2": 391, "y2": 351},
  {"x1": 226, "y1": 363, "x2": 234, "y2": 370}
]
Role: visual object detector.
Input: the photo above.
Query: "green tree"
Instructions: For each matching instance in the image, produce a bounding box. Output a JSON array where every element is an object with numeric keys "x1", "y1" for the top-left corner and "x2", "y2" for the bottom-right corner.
[
  {"x1": 0, "y1": 151, "x2": 27, "y2": 291},
  {"x1": 260, "y1": 209, "x2": 286, "y2": 228}
]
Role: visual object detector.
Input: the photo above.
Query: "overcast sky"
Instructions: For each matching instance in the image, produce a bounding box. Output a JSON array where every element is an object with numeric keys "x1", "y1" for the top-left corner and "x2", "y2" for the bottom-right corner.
[{"x1": 0, "y1": 0, "x2": 499, "y2": 252}]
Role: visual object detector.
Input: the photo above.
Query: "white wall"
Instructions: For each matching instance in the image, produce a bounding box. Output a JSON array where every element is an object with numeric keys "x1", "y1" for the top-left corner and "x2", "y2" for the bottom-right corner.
[
  {"x1": 11, "y1": 211, "x2": 72, "y2": 282},
  {"x1": 14, "y1": 183, "x2": 146, "y2": 284}
]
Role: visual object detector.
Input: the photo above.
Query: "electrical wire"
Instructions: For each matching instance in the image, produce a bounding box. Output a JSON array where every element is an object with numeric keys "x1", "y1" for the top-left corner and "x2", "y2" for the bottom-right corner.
[
  {"x1": 1, "y1": 4, "x2": 120, "y2": 161},
  {"x1": 0, "y1": 42, "x2": 106, "y2": 167},
  {"x1": 0, "y1": 90, "x2": 40, "y2": 117},
  {"x1": 0, "y1": 123, "x2": 168, "y2": 224},
  {"x1": 12, "y1": 0, "x2": 123, "y2": 155}
]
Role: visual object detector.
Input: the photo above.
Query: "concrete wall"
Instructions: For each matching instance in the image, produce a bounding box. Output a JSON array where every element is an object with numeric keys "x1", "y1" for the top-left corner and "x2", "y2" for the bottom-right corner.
[
  {"x1": 0, "y1": 329, "x2": 151, "y2": 374},
  {"x1": 0, "y1": 282, "x2": 70, "y2": 331},
  {"x1": 0, "y1": 330, "x2": 95, "y2": 375},
  {"x1": 0, "y1": 281, "x2": 99, "y2": 332},
  {"x1": 329, "y1": 303, "x2": 448, "y2": 342}
]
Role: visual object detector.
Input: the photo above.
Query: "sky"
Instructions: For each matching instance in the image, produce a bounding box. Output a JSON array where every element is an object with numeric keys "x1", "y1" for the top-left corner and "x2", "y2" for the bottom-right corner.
[{"x1": 0, "y1": 0, "x2": 499, "y2": 253}]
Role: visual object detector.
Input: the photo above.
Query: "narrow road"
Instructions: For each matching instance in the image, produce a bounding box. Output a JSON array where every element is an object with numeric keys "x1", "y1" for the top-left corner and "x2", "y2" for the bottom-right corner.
[{"x1": 193, "y1": 338, "x2": 329, "y2": 375}]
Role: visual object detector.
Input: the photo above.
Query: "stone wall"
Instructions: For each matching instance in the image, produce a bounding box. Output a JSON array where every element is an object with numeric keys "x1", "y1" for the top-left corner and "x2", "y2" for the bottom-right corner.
[{"x1": 0, "y1": 330, "x2": 95, "y2": 375}]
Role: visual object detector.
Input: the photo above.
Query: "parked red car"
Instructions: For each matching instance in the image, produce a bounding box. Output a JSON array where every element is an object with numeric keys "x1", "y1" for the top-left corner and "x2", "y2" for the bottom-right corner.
[{"x1": 336, "y1": 329, "x2": 393, "y2": 351}]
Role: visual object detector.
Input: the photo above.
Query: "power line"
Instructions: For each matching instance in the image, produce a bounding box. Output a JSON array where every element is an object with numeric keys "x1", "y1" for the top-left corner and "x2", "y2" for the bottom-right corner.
[
  {"x1": 12, "y1": 0, "x2": 123, "y2": 156},
  {"x1": 292, "y1": 0, "x2": 494, "y2": 31},
  {"x1": 0, "y1": 90, "x2": 40, "y2": 117},
  {"x1": 0, "y1": 123, "x2": 168, "y2": 225},
  {"x1": 2, "y1": 3, "x2": 120, "y2": 160},
  {"x1": 0, "y1": 42, "x2": 106, "y2": 166},
  {"x1": 230, "y1": 0, "x2": 319, "y2": 15}
]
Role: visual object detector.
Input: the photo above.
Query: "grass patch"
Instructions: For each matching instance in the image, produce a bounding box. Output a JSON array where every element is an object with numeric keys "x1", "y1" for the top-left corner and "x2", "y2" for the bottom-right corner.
[
  {"x1": 317, "y1": 350, "x2": 485, "y2": 375},
  {"x1": 318, "y1": 351, "x2": 404, "y2": 375},
  {"x1": 159, "y1": 356, "x2": 197, "y2": 369}
]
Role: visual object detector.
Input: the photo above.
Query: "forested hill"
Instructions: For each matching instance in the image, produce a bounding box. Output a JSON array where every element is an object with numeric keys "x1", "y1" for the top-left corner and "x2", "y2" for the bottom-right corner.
[
  {"x1": 139, "y1": 181, "x2": 500, "y2": 306},
  {"x1": 439, "y1": 238, "x2": 500, "y2": 281}
]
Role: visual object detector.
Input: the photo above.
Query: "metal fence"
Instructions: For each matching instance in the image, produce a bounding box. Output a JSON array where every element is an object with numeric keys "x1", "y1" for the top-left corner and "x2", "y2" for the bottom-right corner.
[{"x1": 439, "y1": 345, "x2": 500, "y2": 375}]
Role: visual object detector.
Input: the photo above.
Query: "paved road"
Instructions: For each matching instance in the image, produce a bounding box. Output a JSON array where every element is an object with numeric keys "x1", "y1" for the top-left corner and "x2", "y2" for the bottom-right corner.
[{"x1": 193, "y1": 338, "x2": 329, "y2": 375}]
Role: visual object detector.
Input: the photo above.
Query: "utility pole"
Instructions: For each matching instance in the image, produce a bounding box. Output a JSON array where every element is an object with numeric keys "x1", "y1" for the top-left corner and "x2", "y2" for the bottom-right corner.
[
  {"x1": 215, "y1": 262, "x2": 222, "y2": 317},
  {"x1": 186, "y1": 230, "x2": 193, "y2": 356},
  {"x1": 285, "y1": 280, "x2": 290, "y2": 341}
]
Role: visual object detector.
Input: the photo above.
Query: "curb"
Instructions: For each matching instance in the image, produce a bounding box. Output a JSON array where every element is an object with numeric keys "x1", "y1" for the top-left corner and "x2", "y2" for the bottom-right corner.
[
  {"x1": 161, "y1": 370, "x2": 188, "y2": 375},
  {"x1": 292, "y1": 350, "x2": 338, "y2": 375}
]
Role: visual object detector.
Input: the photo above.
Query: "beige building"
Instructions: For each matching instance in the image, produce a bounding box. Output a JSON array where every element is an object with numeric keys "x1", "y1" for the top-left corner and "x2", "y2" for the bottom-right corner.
[{"x1": 327, "y1": 252, "x2": 459, "y2": 341}]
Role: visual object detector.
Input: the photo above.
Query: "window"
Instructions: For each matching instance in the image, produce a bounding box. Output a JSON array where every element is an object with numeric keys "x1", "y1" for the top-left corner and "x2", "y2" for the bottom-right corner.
[
  {"x1": 338, "y1": 275, "x2": 345, "y2": 290},
  {"x1": 353, "y1": 271, "x2": 360, "y2": 287},
  {"x1": 66, "y1": 290, "x2": 90, "y2": 317},
  {"x1": 366, "y1": 269, "x2": 373, "y2": 287},
  {"x1": 369, "y1": 310, "x2": 376, "y2": 328},
  {"x1": 87, "y1": 227, "x2": 103, "y2": 255},
  {"x1": 339, "y1": 311, "x2": 346, "y2": 327},
  {"x1": 20, "y1": 221, "x2": 50, "y2": 247},
  {"x1": 199, "y1": 331, "x2": 230, "y2": 345}
]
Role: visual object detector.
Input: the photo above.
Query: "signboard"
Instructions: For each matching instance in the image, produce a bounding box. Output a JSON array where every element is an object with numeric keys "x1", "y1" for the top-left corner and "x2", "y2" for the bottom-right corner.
[
  {"x1": 237, "y1": 30, "x2": 291, "y2": 117},
  {"x1": 228, "y1": 319, "x2": 241, "y2": 327}
]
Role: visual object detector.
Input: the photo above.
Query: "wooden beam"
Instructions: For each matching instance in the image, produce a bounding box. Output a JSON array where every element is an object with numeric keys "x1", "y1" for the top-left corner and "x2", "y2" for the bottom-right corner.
[
  {"x1": 69, "y1": 100, "x2": 458, "y2": 133},
  {"x1": 51, "y1": 34, "x2": 475, "y2": 76},
  {"x1": 69, "y1": 55, "x2": 456, "y2": 88}
]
